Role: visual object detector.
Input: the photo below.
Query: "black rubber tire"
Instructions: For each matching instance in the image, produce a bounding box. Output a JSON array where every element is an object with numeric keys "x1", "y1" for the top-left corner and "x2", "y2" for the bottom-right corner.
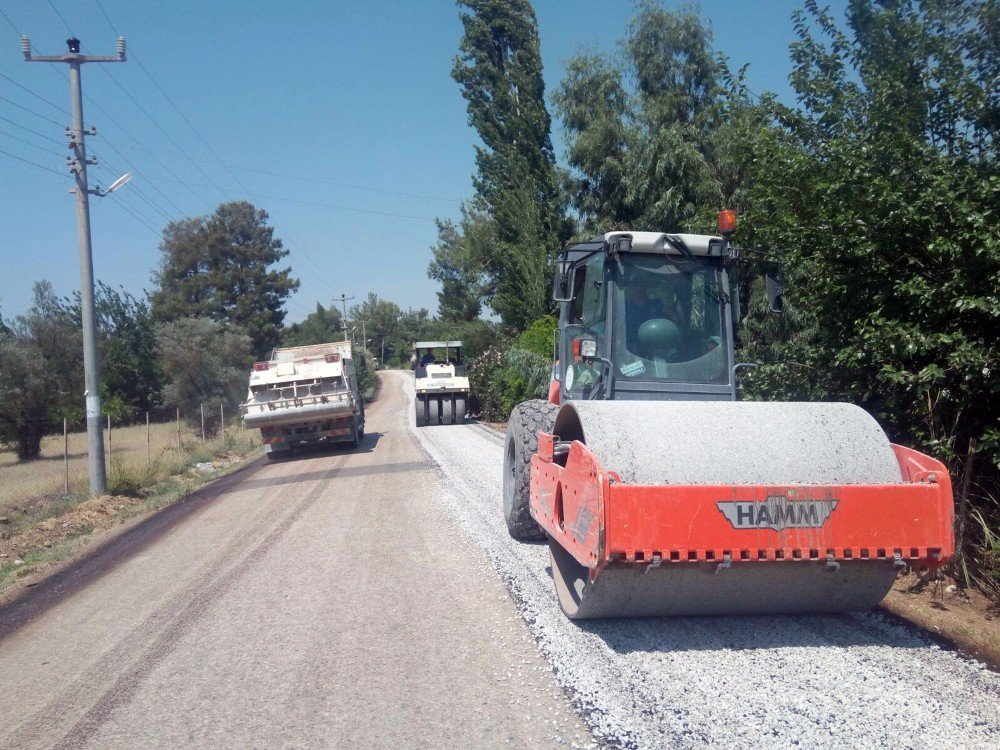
[
  {"x1": 266, "y1": 449, "x2": 289, "y2": 462},
  {"x1": 348, "y1": 417, "x2": 360, "y2": 448},
  {"x1": 428, "y1": 395, "x2": 441, "y2": 426},
  {"x1": 415, "y1": 395, "x2": 427, "y2": 427},
  {"x1": 502, "y1": 399, "x2": 558, "y2": 540},
  {"x1": 442, "y1": 395, "x2": 455, "y2": 425},
  {"x1": 455, "y1": 396, "x2": 467, "y2": 424}
]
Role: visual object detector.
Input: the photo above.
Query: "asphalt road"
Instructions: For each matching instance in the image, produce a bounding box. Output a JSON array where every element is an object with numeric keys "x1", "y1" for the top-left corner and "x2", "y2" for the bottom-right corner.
[
  {"x1": 0, "y1": 372, "x2": 592, "y2": 750},
  {"x1": 3, "y1": 370, "x2": 999, "y2": 749}
]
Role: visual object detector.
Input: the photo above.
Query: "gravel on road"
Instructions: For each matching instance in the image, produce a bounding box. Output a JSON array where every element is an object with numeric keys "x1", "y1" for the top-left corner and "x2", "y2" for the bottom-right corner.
[{"x1": 401, "y1": 371, "x2": 1000, "y2": 750}]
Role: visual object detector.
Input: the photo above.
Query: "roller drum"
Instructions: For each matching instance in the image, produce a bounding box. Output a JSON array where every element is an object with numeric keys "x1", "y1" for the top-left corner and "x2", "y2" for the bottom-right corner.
[{"x1": 548, "y1": 400, "x2": 904, "y2": 618}]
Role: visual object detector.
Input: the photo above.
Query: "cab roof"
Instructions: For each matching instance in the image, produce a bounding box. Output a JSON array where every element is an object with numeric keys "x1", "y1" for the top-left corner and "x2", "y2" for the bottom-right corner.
[
  {"x1": 413, "y1": 340, "x2": 462, "y2": 350},
  {"x1": 603, "y1": 231, "x2": 723, "y2": 257}
]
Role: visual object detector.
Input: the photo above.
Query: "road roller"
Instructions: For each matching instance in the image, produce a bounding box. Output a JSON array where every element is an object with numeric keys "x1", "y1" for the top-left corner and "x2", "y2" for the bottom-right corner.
[{"x1": 502, "y1": 214, "x2": 954, "y2": 619}]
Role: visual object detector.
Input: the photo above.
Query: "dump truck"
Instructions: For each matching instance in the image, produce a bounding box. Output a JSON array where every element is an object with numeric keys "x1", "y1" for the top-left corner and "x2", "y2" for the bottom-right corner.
[
  {"x1": 413, "y1": 340, "x2": 469, "y2": 426},
  {"x1": 241, "y1": 341, "x2": 365, "y2": 460},
  {"x1": 503, "y1": 213, "x2": 954, "y2": 619}
]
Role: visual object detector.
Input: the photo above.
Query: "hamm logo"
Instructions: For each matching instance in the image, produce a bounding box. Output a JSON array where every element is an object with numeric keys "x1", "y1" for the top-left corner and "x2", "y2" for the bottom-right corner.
[{"x1": 717, "y1": 496, "x2": 838, "y2": 531}]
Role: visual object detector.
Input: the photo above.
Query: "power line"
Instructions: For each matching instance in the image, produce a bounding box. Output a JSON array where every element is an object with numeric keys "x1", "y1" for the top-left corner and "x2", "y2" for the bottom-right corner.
[
  {"x1": 116, "y1": 145, "x2": 464, "y2": 204},
  {"x1": 0, "y1": 128, "x2": 66, "y2": 156},
  {"x1": 0, "y1": 72, "x2": 71, "y2": 117},
  {"x1": 0, "y1": 6, "x2": 22, "y2": 36},
  {"x1": 0, "y1": 95, "x2": 64, "y2": 126},
  {"x1": 45, "y1": 0, "x2": 73, "y2": 35},
  {"x1": 0, "y1": 115, "x2": 65, "y2": 145},
  {"x1": 138, "y1": 174, "x2": 437, "y2": 221},
  {"x1": 0, "y1": 147, "x2": 70, "y2": 177}
]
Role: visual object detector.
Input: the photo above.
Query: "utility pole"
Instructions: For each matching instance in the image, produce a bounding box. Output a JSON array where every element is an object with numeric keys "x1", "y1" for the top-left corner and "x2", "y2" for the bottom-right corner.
[
  {"x1": 333, "y1": 294, "x2": 354, "y2": 342},
  {"x1": 24, "y1": 35, "x2": 127, "y2": 495}
]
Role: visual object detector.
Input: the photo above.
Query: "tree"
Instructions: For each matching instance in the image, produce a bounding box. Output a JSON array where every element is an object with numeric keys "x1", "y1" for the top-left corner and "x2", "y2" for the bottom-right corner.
[
  {"x1": 156, "y1": 317, "x2": 251, "y2": 431},
  {"x1": 553, "y1": 2, "x2": 732, "y2": 232},
  {"x1": 349, "y1": 292, "x2": 402, "y2": 363},
  {"x1": 0, "y1": 282, "x2": 83, "y2": 460},
  {"x1": 150, "y1": 201, "x2": 299, "y2": 360},
  {"x1": 283, "y1": 302, "x2": 344, "y2": 347},
  {"x1": 452, "y1": 0, "x2": 567, "y2": 328},
  {"x1": 427, "y1": 205, "x2": 492, "y2": 321},
  {"x1": 737, "y1": 0, "x2": 1000, "y2": 473}
]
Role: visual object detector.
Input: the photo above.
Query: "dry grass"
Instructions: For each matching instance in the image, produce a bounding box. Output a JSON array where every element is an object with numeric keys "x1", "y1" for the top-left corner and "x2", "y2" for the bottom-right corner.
[
  {"x1": 1, "y1": 421, "x2": 191, "y2": 503},
  {"x1": 0, "y1": 421, "x2": 261, "y2": 539}
]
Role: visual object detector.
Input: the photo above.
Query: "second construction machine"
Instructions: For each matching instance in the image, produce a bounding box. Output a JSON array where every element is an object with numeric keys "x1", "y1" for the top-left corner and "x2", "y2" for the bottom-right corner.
[
  {"x1": 503, "y1": 213, "x2": 954, "y2": 619},
  {"x1": 413, "y1": 340, "x2": 469, "y2": 426}
]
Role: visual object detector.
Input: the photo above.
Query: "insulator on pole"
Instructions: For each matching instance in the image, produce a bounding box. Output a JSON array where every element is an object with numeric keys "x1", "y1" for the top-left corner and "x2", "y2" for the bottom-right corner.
[
  {"x1": 21, "y1": 36, "x2": 31, "y2": 60},
  {"x1": 117, "y1": 37, "x2": 126, "y2": 60}
]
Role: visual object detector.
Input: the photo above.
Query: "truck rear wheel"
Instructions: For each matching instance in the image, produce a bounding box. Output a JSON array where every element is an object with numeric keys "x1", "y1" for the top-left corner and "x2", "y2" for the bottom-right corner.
[{"x1": 502, "y1": 399, "x2": 558, "y2": 540}]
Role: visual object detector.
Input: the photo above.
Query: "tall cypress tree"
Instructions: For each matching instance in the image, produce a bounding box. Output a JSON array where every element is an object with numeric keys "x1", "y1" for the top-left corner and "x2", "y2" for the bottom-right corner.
[{"x1": 452, "y1": 0, "x2": 564, "y2": 329}]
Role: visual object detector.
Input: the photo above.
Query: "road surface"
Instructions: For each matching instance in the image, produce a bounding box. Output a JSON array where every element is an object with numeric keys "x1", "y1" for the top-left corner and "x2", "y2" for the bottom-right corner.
[
  {"x1": 1, "y1": 369, "x2": 998, "y2": 749},
  {"x1": 0, "y1": 371, "x2": 592, "y2": 749}
]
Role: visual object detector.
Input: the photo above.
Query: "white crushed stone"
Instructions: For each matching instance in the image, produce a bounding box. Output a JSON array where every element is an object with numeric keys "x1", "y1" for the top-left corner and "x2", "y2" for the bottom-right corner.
[{"x1": 396, "y1": 373, "x2": 1000, "y2": 749}]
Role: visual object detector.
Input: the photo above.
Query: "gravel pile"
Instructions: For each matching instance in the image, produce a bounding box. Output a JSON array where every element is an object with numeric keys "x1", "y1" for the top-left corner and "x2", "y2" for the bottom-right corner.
[{"x1": 400, "y1": 375, "x2": 1000, "y2": 750}]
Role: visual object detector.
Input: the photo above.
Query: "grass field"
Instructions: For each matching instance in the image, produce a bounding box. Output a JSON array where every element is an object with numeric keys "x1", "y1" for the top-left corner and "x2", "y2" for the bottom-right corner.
[{"x1": 0, "y1": 420, "x2": 261, "y2": 538}]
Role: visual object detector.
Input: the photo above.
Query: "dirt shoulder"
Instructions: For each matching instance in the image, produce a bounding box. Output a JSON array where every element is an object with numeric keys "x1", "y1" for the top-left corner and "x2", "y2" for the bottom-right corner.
[
  {"x1": 0, "y1": 449, "x2": 261, "y2": 608},
  {"x1": 882, "y1": 574, "x2": 999, "y2": 671}
]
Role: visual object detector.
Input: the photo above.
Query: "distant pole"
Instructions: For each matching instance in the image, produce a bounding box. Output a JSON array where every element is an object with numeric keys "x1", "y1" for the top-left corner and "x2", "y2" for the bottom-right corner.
[
  {"x1": 63, "y1": 417, "x2": 69, "y2": 494},
  {"x1": 106, "y1": 414, "x2": 111, "y2": 476},
  {"x1": 146, "y1": 411, "x2": 150, "y2": 463},
  {"x1": 176, "y1": 407, "x2": 181, "y2": 448},
  {"x1": 220, "y1": 403, "x2": 225, "y2": 438},
  {"x1": 200, "y1": 404, "x2": 206, "y2": 442},
  {"x1": 333, "y1": 294, "x2": 354, "y2": 342},
  {"x1": 24, "y1": 35, "x2": 126, "y2": 495}
]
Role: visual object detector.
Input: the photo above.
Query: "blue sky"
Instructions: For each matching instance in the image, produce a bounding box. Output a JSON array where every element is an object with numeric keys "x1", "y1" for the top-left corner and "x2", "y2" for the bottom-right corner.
[{"x1": 0, "y1": 0, "x2": 845, "y2": 323}]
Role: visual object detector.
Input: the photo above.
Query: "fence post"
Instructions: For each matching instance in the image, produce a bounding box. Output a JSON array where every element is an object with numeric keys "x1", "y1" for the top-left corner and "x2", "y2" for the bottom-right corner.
[
  {"x1": 146, "y1": 411, "x2": 151, "y2": 464},
  {"x1": 106, "y1": 414, "x2": 111, "y2": 477},
  {"x1": 176, "y1": 407, "x2": 181, "y2": 448},
  {"x1": 201, "y1": 403, "x2": 206, "y2": 442},
  {"x1": 220, "y1": 402, "x2": 225, "y2": 439},
  {"x1": 64, "y1": 417, "x2": 69, "y2": 494}
]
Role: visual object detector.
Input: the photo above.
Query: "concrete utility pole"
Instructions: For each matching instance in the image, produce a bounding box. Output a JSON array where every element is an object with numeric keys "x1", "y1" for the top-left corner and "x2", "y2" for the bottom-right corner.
[
  {"x1": 333, "y1": 294, "x2": 354, "y2": 342},
  {"x1": 24, "y1": 35, "x2": 127, "y2": 495}
]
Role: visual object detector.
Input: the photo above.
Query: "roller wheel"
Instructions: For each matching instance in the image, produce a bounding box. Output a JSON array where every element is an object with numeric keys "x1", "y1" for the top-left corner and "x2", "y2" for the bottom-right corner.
[
  {"x1": 454, "y1": 396, "x2": 467, "y2": 424},
  {"x1": 503, "y1": 399, "x2": 558, "y2": 540},
  {"x1": 428, "y1": 396, "x2": 442, "y2": 426},
  {"x1": 442, "y1": 395, "x2": 455, "y2": 425},
  {"x1": 415, "y1": 395, "x2": 428, "y2": 427}
]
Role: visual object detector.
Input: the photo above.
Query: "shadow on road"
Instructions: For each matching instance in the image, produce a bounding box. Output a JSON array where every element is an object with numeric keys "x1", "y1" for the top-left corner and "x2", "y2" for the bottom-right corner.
[{"x1": 266, "y1": 430, "x2": 383, "y2": 462}]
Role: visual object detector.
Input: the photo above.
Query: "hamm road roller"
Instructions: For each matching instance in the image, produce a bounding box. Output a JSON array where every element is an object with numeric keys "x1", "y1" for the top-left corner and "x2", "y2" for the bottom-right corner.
[{"x1": 503, "y1": 213, "x2": 954, "y2": 619}]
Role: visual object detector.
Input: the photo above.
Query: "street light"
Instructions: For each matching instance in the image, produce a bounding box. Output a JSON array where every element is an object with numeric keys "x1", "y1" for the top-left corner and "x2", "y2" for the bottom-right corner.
[{"x1": 91, "y1": 172, "x2": 131, "y2": 197}]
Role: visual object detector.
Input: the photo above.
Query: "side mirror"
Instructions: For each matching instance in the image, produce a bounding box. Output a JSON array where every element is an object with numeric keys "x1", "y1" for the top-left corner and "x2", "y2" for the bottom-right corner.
[
  {"x1": 765, "y1": 272, "x2": 783, "y2": 313},
  {"x1": 552, "y1": 255, "x2": 575, "y2": 302}
]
